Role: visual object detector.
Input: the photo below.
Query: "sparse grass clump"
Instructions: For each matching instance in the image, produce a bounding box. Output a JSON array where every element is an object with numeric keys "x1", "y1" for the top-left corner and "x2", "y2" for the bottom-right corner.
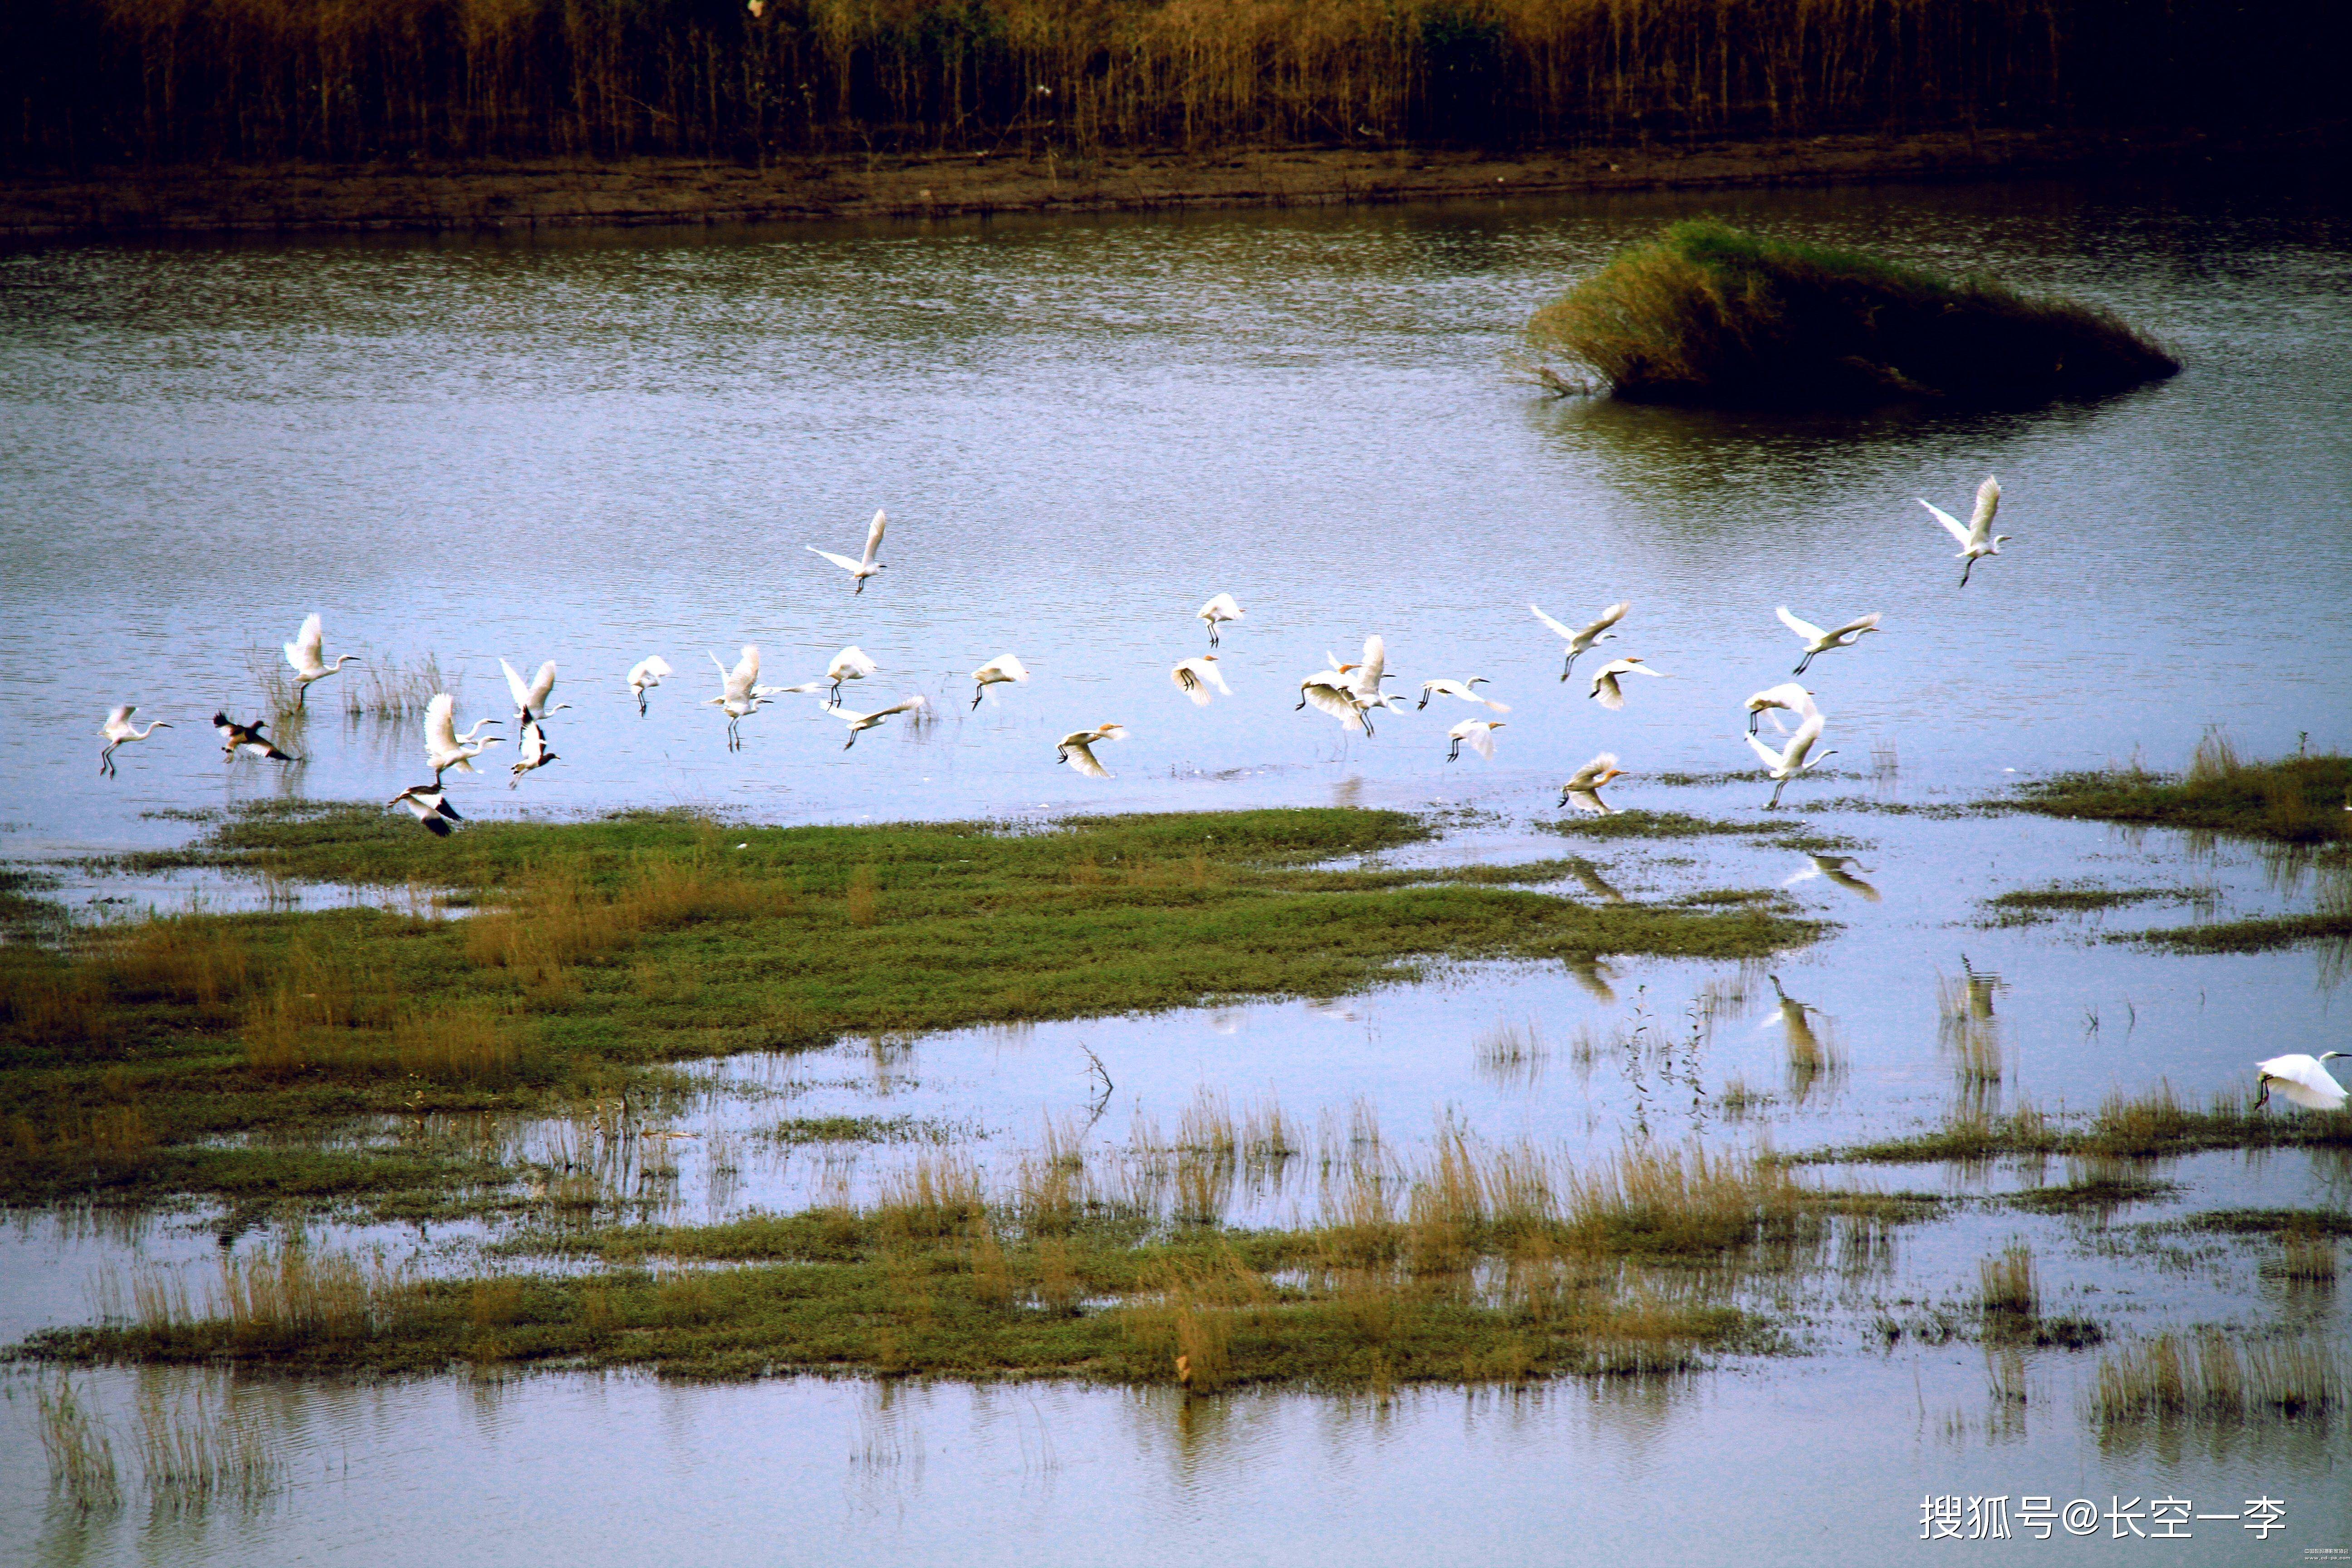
[
  {"x1": 2091, "y1": 1333, "x2": 2344, "y2": 1430},
  {"x1": 1527, "y1": 220, "x2": 2177, "y2": 408},
  {"x1": 36, "y1": 1377, "x2": 119, "y2": 1510}
]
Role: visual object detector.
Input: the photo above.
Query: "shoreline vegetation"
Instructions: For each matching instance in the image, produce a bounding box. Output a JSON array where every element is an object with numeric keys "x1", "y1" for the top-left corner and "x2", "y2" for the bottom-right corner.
[
  {"x1": 0, "y1": 127, "x2": 2322, "y2": 239},
  {"x1": 1524, "y1": 219, "x2": 2178, "y2": 405},
  {"x1": 0, "y1": 804, "x2": 1816, "y2": 1218}
]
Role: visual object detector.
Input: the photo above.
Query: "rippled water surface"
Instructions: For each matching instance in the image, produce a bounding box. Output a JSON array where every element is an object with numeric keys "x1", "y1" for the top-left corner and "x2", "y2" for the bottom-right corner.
[{"x1": 4, "y1": 168, "x2": 2351, "y2": 1563}]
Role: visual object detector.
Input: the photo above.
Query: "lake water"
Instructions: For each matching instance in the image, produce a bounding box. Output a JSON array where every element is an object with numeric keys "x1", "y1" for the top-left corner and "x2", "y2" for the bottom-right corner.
[{"x1": 3, "y1": 167, "x2": 2351, "y2": 1563}]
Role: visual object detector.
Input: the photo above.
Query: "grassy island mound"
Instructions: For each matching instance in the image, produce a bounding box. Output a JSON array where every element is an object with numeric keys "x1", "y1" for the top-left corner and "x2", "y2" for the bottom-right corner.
[{"x1": 1527, "y1": 221, "x2": 2178, "y2": 407}]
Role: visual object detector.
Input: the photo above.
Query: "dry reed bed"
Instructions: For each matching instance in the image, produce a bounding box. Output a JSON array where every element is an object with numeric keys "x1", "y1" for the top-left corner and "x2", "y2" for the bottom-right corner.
[{"x1": 14, "y1": 0, "x2": 2307, "y2": 169}]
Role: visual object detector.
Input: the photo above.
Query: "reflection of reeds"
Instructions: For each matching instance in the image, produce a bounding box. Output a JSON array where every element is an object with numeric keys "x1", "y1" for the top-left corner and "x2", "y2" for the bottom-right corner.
[
  {"x1": 136, "y1": 1381, "x2": 284, "y2": 1512},
  {"x1": 37, "y1": 1378, "x2": 120, "y2": 1510},
  {"x1": 1473, "y1": 1014, "x2": 1549, "y2": 1087}
]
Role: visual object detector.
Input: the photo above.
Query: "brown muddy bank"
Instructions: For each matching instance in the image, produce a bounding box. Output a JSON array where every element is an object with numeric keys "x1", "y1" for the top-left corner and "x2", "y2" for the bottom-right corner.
[{"x1": 0, "y1": 127, "x2": 2267, "y2": 239}]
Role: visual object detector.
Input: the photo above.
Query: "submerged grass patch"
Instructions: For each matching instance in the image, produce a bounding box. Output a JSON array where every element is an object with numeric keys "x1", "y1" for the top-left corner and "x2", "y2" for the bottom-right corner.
[
  {"x1": 1982, "y1": 884, "x2": 2215, "y2": 925},
  {"x1": 1814, "y1": 1084, "x2": 2352, "y2": 1165},
  {"x1": 0, "y1": 805, "x2": 1819, "y2": 1216},
  {"x1": 2013, "y1": 740, "x2": 2352, "y2": 846},
  {"x1": 30, "y1": 1137, "x2": 1924, "y2": 1387},
  {"x1": 2121, "y1": 911, "x2": 2352, "y2": 956},
  {"x1": 1526, "y1": 220, "x2": 2177, "y2": 408}
]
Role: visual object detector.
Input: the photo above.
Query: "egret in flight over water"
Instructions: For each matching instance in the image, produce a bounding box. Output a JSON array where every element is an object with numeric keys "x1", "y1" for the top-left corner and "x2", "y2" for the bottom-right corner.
[
  {"x1": 828, "y1": 695, "x2": 928, "y2": 750},
  {"x1": 424, "y1": 693, "x2": 502, "y2": 783},
  {"x1": 1197, "y1": 593, "x2": 1244, "y2": 647},
  {"x1": 99, "y1": 706, "x2": 171, "y2": 776},
  {"x1": 2254, "y1": 1051, "x2": 2347, "y2": 1111},
  {"x1": 1557, "y1": 753, "x2": 1624, "y2": 813},
  {"x1": 1777, "y1": 606, "x2": 1882, "y2": 676},
  {"x1": 627, "y1": 656, "x2": 674, "y2": 716},
  {"x1": 1919, "y1": 475, "x2": 2008, "y2": 588},
  {"x1": 1588, "y1": 657, "x2": 1664, "y2": 711},
  {"x1": 1746, "y1": 711, "x2": 1836, "y2": 807},
  {"x1": 808, "y1": 509, "x2": 889, "y2": 593},
  {"x1": 1417, "y1": 678, "x2": 1507, "y2": 712},
  {"x1": 970, "y1": 654, "x2": 1030, "y2": 709},
  {"x1": 283, "y1": 614, "x2": 359, "y2": 709},
  {"x1": 501, "y1": 659, "x2": 569, "y2": 724},
  {"x1": 827, "y1": 647, "x2": 878, "y2": 706},
  {"x1": 1171, "y1": 656, "x2": 1232, "y2": 706},
  {"x1": 1057, "y1": 723, "x2": 1128, "y2": 778},
  {"x1": 1744, "y1": 682, "x2": 1819, "y2": 735},
  {"x1": 1445, "y1": 717, "x2": 1505, "y2": 762},
  {"x1": 1531, "y1": 602, "x2": 1629, "y2": 681}
]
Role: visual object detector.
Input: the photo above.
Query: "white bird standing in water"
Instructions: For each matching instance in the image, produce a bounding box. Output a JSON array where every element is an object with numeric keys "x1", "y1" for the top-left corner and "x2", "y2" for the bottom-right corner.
[
  {"x1": 808, "y1": 509, "x2": 889, "y2": 593},
  {"x1": 2254, "y1": 1051, "x2": 2347, "y2": 1111},
  {"x1": 509, "y1": 719, "x2": 558, "y2": 786},
  {"x1": 1056, "y1": 723, "x2": 1128, "y2": 778},
  {"x1": 1746, "y1": 711, "x2": 1837, "y2": 807},
  {"x1": 99, "y1": 705, "x2": 171, "y2": 776},
  {"x1": 283, "y1": 614, "x2": 359, "y2": 709},
  {"x1": 627, "y1": 656, "x2": 674, "y2": 715},
  {"x1": 1558, "y1": 753, "x2": 1624, "y2": 813},
  {"x1": 1171, "y1": 655, "x2": 1232, "y2": 706},
  {"x1": 1588, "y1": 657, "x2": 1665, "y2": 711},
  {"x1": 1444, "y1": 717, "x2": 1505, "y2": 762},
  {"x1": 1920, "y1": 475, "x2": 2009, "y2": 588},
  {"x1": 826, "y1": 647, "x2": 879, "y2": 706},
  {"x1": 501, "y1": 659, "x2": 570, "y2": 724},
  {"x1": 1417, "y1": 678, "x2": 1508, "y2": 713},
  {"x1": 828, "y1": 695, "x2": 928, "y2": 750},
  {"x1": 1777, "y1": 607, "x2": 1882, "y2": 676},
  {"x1": 424, "y1": 693, "x2": 502, "y2": 783},
  {"x1": 1197, "y1": 593, "x2": 1244, "y2": 647},
  {"x1": 970, "y1": 654, "x2": 1030, "y2": 710},
  {"x1": 388, "y1": 783, "x2": 464, "y2": 836},
  {"x1": 1531, "y1": 601, "x2": 1630, "y2": 681},
  {"x1": 1744, "y1": 682, "x2": 1820, "y2": 735}
]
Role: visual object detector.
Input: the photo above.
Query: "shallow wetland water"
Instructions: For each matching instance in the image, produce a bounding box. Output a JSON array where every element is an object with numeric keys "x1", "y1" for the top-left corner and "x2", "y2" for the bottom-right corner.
[{"x1": 3, "y1": 166, "x2": 2350, "y2": 1561}]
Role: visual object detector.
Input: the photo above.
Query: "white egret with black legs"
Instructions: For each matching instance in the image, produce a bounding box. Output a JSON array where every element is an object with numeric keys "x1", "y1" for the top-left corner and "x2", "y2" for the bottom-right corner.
[
  {"x1": 1197, "y1": 593, "x2": 1244, "y2": 647},
  {"x1": 99, "y1": 705, "x2": 171, "y2": 776},
  {"x1": 970, "y1": 654, "x2": 1029, "y2": 709},
  {"x1": 2254, "y1": 1051, "x2": 2347, "y2": 1111},
  {"x1": 1056, "y1": 723, "x2": 1128, "y2": 778},
  {"x1": 283, "y1": 613, "x2": 359, "y2": 709},
  {"x1": 1588, "y1": 657, "x2": 1664, "y2": 712},
  {"x1": 826, "y1": 647, "x2": 879, "y2": 706},
  {"x1": 1417, "y1": 678, "x2": 1507, "y2": 712},
  {"x1": 627, "y1": 656, "x2": 673, "y2": 715},
  {"x1": 1920, "y1": 475, "x2": 2008, "y2": 588},
  {"x1": 828, "y1": 695, "x2": 929, "y2": 750},
  {"x1": 1746, "y1": 712, "x2": 1836, "y2": 807},
  {"x1": 1558, "y1": 752, "x2": 1624, "y2": 813},
  {"x1": 1171, "y1": 656, "x2": 1232, "y2": 706},
  {"x1": 1444, "y1": 717, "x2": 1505, "y2": 761},
  {"x1": 808, "y1": 509, "x2": 889, "y2": 593},
  {"x1": 1530, "y1": 601, "x2": 1629, "y2": 680},
  {"x1": 1777, "y1": 607, "x2": 1882, "y2": 676},
  {"x1": 1744, "y1": 682, "x2": 1819, "y2": 735}
]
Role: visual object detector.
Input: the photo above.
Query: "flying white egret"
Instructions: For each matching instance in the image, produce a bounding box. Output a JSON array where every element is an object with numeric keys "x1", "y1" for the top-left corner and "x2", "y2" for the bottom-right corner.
[
  {"x1": 711, "y1": 646, "x2": 761, "y2": 702},
  {"x1": 627, "y1": 656, "x2": 674, "y2": 716},
  {"x1": 708, "y1": 691, "x2": 773, "y2": 751},
  {"x1": 1417, "y1": 678, "x2": 1508, "y2": 713},
  {"x1": 808, "y1": 509, "x2": 889, "y2": 593},
  {"x1": 1777, "y1": 607, "x2": 1882, "y2": 676},
  {"x1": 99, "y1": 706, "x2": 171, "y2": 776},
  {"x1": 2254, "y1": 1051, "x2": 2347, "y2": 1111},
  {"x1": 1445, "y1": 718, "x2": 1505, "y2": 762},
  {"x1": 827, "y1": 695, "x2": 928, "y2": 750},
  {"x1": 970, "y1": 653, "x2": 1030, "y2": 710},
  {"x1": 1345, "y1": 636, "x2": 1407, "y2": 734},
  {"x1": 1056, "y1": 723, "x2": 1128, "y2": 778},
  {"x1": 1171, "y1": 655, "x2": 1232, "y2": 706},
  {"x1": 424, "y1": 693, "x2": 502, "y2": 783},
  {"x1": 1784, "y1": 853, "x2": 1880, "y2": 902},
  {"x1": 500, "y1": 658, "x2": 570, "y2": 724},
  {"x1": 1744, "y1": 682, "x2": 1819, "y2": 735},
  {"x1": 826, "y1": 647, "x2": 879, "y2": 706},
  {"x1": 510, "y1": 719, "x2": 558, "y2": 786},
  {"x1": 1530, "y1": 601, "x2": 1630, "y2": 681},
  {"x1": 1557, "y1": 752, "x2": 1624, "y2": 812},
  {"x1": 282, "y1": 613, "x2": 359, "y2": 708},
  {"x1": 211, "y1": 712, "x2": 298, "y2": 764},
  {"x1": 389, "y1": 783, "x2": 463, "y2": 836},
  {"x1": 1745, "y1": 711, "x2": 1837, "y2": 807},
  {"x1": 1919, "y1": 475, "x2": 2008, "y2": 588},
  {"x1": 1297, "y1": 675, "x2": 1366, "y2": 733},
  {"x1": 1588, "y1": 657, "x2": 1665, "y2": 711},
  {"x1": 1197, "y1": 593, "x2": 1244, "y2": 647}
]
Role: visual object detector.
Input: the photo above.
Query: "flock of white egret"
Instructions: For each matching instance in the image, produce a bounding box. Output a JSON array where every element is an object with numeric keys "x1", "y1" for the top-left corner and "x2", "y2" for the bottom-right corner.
[{"x1": 80, "y1": 480, "x2": 2352, "y2": 1112}]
